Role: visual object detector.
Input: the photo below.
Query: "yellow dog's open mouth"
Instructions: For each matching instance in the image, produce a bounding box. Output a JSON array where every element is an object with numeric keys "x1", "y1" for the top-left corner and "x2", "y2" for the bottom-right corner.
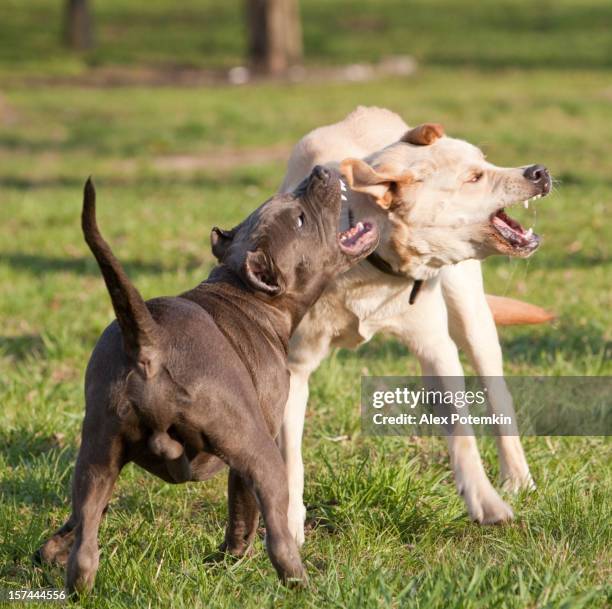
[{"x1": 490, "y1": 193, "x2": 547, "y2": 254}]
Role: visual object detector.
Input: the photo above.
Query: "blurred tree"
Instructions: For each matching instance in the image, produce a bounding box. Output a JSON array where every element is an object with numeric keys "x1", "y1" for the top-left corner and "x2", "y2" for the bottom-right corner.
[
  {"x1": 64, "y1": 0, "x2": 94, "y2": 50},
  {"x1": 246, "y1": 0, "x2": 302, "y2": 74}
]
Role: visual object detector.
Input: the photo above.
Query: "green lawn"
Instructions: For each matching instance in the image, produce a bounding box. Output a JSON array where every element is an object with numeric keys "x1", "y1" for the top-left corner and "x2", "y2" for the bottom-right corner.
[
  {"x1": 1, "y1": 2, "x2": 611, "y2": 607},
  {"x1": 1, "y1": 0, "x2": 612, "y2": 78}
]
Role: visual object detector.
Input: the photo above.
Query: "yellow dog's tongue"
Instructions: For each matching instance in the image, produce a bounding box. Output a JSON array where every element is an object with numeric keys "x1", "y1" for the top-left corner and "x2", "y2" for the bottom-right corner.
[{"x1": 493, "y1": 209, "x2": 534, "y2": 243}]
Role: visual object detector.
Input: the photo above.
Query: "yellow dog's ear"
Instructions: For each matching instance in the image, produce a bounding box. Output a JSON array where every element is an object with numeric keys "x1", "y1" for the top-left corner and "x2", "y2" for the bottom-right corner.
[
  {"x1": 401, "y1": 123, "x2": 444, "y2": 146},
  {"x1": 340, "y1": 158, "x2": 413, "y2": 209}
]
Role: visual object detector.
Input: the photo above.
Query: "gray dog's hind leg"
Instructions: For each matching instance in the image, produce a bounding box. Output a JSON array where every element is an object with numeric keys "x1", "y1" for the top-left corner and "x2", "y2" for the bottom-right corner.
[
  {"x1": 220, "y1": 470, "x2": 260, "y2": 557},
  {"x1": 64, "y1": 431, "x2": 124, "y2": 595},
  {"x1": 35, "y1": 515, "x2": 78, "y2": 567},
  {"x1": 36, "y1": 503, "x2": 113, "y2": 568}
]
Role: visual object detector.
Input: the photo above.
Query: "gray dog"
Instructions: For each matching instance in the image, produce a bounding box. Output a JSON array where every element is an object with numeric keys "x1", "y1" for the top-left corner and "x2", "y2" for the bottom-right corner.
[{"x1": 35, "y1": 166, "x2": 378, "y2": 592}]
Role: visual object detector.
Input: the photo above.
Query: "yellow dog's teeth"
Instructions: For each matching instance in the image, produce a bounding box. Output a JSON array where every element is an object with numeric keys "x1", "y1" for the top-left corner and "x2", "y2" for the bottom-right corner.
[{"x1": 522, "y1": 193, "x2": 544, "y2": 208}]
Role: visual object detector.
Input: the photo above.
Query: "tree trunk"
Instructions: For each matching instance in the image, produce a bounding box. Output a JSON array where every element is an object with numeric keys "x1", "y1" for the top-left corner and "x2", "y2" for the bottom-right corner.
[
  {"x1": 246, "y1": 0, "x2": 302, "y2": 75},
  {"x1": 64, "y1": 0, "x2": 94, "y2": 50}
]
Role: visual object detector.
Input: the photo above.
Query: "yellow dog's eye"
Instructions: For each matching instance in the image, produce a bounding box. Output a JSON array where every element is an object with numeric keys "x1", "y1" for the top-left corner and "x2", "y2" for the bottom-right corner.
[{"x1": 468, "y1": 172, "x2": 484, "y2": 183}]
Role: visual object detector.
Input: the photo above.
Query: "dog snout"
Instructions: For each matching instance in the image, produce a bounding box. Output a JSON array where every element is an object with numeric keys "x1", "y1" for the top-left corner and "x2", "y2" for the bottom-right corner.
[
  {"x1": 523, "y1": 164, "x2": 547, "y2": 182},
  {"x1": 311, "y1": 165, "x2": 331, "y2": 184},
  {"x1": 523, "y1": 164, "x2": 551, "y2": 193}
]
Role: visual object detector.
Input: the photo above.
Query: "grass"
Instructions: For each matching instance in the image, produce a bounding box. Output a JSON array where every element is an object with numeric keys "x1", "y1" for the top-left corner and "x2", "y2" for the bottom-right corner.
[
  {"x1": 1, "y1": 0, "x2": 612, "y2": 78},
  {"x1": 1, "y1": 1, "x2": 611, "y2": 607}
]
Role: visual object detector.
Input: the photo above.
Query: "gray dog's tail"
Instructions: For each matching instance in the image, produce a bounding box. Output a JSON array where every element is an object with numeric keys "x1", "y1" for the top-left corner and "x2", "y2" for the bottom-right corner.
[
  {"x1": 82, "y1": 178, "x2": 161, "y2": 378},
  {"x1": 82, "y1": 179, "x2": 189, "y2": 478}
]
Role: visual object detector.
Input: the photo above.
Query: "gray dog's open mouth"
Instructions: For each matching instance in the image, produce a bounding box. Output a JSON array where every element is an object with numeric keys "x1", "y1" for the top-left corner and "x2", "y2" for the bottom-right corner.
[
  {"x1": 490, "y1": 193, "x2": 546, "y2": 254},
  {"x1": 338, "y1": 221, "x2": 377, "y2": 256}
]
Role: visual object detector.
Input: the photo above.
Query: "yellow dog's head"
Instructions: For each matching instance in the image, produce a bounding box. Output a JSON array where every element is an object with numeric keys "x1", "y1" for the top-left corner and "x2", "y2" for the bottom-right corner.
[{"x1": 341, "y1": 124, "x2": 551, "y2": 279}]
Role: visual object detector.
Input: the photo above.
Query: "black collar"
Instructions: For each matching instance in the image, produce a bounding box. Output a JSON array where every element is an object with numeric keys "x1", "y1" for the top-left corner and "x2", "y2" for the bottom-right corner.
[{"x1": 348, "y1": 207, "x2": 423, "y2": 304}]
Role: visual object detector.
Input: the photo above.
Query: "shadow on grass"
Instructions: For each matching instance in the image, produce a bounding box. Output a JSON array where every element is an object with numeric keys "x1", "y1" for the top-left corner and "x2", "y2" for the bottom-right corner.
[
  {"x1": 0, "y1": 334, "x2": 45, "y2": 361},
  {"x1": 531, "y1": 252, "x2": 610, "y2": 270},
  {"x1": 0, "y1": 428, "x2": 77, "y2": 508},
  {"x1": 0, "y1": 174, "x2": 87, "y2": 189},
  {"x1": 534, "y1": 252, "x2": 612, "y2": 269},
  {"x1": 485, "y1": 252, "x2": 611, "y2": 271},
  {"x1": 336, "y1": 337, "x2": 410, "y2": 363},
  {"x1": 501, "y1": 322, "x2": 610, "y2": 366},
  {"x1": 0, "y1": 171, "x2": 270, "y2": 191},
  {"x1": 1, "y1": 252, "x2": 201, "y2": 277},
  {"x1": 334, "y1": 321, "x2": 609, "y2": 369}
]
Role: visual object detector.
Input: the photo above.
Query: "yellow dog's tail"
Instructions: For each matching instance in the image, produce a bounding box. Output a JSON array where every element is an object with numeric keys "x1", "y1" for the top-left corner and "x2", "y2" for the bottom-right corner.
[{"x1": 486, "y1": 295, "x2": 555, "y2": 326}]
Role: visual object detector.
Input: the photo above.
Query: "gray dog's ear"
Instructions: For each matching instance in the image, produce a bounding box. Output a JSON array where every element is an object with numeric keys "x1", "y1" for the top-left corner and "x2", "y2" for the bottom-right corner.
[
  {"x1": 244, "y1": 249, "x2": 283, "y2": 295},
  {"x1": 211, "y1": 227, "x2": 235, "y2": 261},
  {"x1": 401, "y1": 123, "x2": 444, "y2": 146}
]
